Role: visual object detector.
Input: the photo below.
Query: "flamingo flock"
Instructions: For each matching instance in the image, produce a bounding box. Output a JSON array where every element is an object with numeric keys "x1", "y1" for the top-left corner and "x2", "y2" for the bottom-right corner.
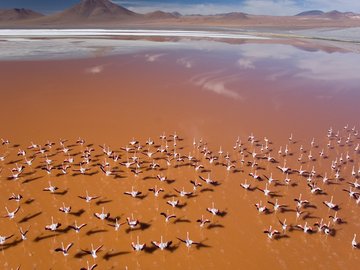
[
  {"x1": 0, "y1": 132, "x2": 221, "y2": 269},
  {"x1": 0, "y1": 124, "x2": 359, "y2": 269},
  {"x1": 239, "y1": 126, "x2": 360, "y2": 242}
]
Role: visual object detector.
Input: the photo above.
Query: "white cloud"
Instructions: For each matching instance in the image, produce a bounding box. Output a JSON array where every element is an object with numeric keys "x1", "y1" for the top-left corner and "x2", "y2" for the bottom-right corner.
[
  {"x1": 190, "y1": 71, "x2": 244, "y2": 100},
  {"x1": 115, "y1": 1, "x2": 243, "y2": 15},
  {"x1": 265, "y1": 70, "x2": 290, "y2": 81},
  {"x1": 85, "y1": 65, "x2": 104, "y2": 74},
  {"x1": 115, "y1": 0, "x2": 360, "y2": 16},
  {"x1": 239, "y1": 44, "x2": 296, "y2": 59},
  {"x1": 145, "y1": 53, "x2": 165, "y2": 62},
  {"x1": 242, "y1": 0, "x2": 301, "y2": 16},
  {"x1": 300, "y1": 0, "x2": 360, "y2": 13},
  {"x1": 176, "y1": 57, "x2": 193, "y2": 68},
  {"x1": 237, "y1": 58, "x2": 255, "y2": 69},
  {"x1": 296, "y1": 52, "x2": 360, "y2": 80},
  {"x1": 237, "y1": 43, "x2": 360, "y2": 81}
]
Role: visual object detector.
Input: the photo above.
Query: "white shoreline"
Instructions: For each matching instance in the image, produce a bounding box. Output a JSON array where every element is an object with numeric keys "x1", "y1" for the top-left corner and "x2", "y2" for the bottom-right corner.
[
  {"x1": 0, "y1": 29, "x2": 269, "y2": 40},
  {"x1": 0, "y1": 28, "x2": 359, "y2": 60}
]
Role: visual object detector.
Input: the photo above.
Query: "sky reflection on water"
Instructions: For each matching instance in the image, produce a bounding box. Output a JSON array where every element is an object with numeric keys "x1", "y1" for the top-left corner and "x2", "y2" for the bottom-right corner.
[{"x1": 1, "y1": 33, "x2": 359, "y2": 95}]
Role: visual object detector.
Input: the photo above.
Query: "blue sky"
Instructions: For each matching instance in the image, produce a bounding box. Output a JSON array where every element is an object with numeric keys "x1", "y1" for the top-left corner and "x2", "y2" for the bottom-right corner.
[{"x1": 1, "y1": 0, "x2": 360, "y2": 15}]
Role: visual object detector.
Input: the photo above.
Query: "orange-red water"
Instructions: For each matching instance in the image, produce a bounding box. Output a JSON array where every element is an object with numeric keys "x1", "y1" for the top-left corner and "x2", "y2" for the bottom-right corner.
[{"x1": 0, "y1": 39, "x2": 360, "y2": 270}]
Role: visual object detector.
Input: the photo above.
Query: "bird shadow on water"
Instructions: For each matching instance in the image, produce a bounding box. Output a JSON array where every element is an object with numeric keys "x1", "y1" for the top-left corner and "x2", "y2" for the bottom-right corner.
[
  {"x1": 200, "y1": 188, "x2": 214, "y2": 193},
  {"x1": 96, "y1": 199, "x2": 112, "y2": 206},
  {"x1": 281, "y1": 208, "x2": 295, "y2": 214},
  {"x1": 33, "y1": 233, "x2": 60, "y2": 242},
  {"x1": 0, "y1": 238, "x2": 22, "y2": 251},
  {"x1": 328, "y1": 228, "x2": 338, "y2": 237},
  {"x1": 6, "y1": 159, "x2": 22, "y2": 165},
  {"x1": 301, "y1": 212, "x2": 320, "y2": 221},
  {"x1": 247, "y1": 186, "x2": 258, "y2": 192},
  {"x1": 24, "y1": 198, "x2": 35, "y2": 205},
  {"x1": 176, "y1": 202, "x2": 187, "y2": 209},
  {"x1": 165, "y1": 179, "x2": 176, "y2": 184},
  {"x1": 327, "y1": 181, "x2": 340, "y2": 186},
  {"x1": 107, "y1": 215, "x2": 122, "y2": 223},
  {"x1": 168, "y1": 243, "x2": 180, "y2": 253},
  {"x1": 135, "y1": 194, "x2": 148, "y2": 200},
  {"x1": 303, "y1": 204, "x2": 317, "y2": 210},
  {"x1": 103, "y1": 250, "x2": 130, "y2": 261},
  {"x1": 269, "y1": 192, "x2": 283, "y2": 198},
  {"x1": 53, "y1": 189, "x2": 68, "y2": 196},
  {"x1": 274, "y1": 182, "x2": 286, "y2": 187},
  {"x1": 218, "y1": 210, "x2": 228, "y2": 217},
  {"x1": 72, "y1": 171, "x2": 99, "y2": 177},
  {"x1": 22, "y1": 176, "x2": 43, "y2": 184},
  {"x1": 144, "y1": 245, "x2": 157, "y2": 254},
  {"x1": 174, "y1": 164, "x2": 188, "y2": 169},
  {"x1": 23, "y1": 171, "x2": 36, "y2": 176},
  {"x1": 57, "y1": 226, "x2": 71, "y2": 234},
  {"x1": 86, "y1": 229, "x2": 108, "y2": 236},
  {"x1": 49, "y1": 152, "x2": 60, "y2": 157},
  {"x1": 138, "y1": 221, "x2": 152, "y2": 231},
  {"x1": 207, "y1": 223, "x2": 225, "y2": 230},
  {"x1": 19, "y1": 211, "x2": 42, "y2": 223},
  {"x1": 335, "y1": 219, "x2": 347, "y2": 225},
  {"x1": 114, "y1": 174, "x2": 126, "y2": 180},
  {"x1": 274, "y1": 234, "x2": 290, "y2": 241},
  {"x1": 174, "y1": 217, "x2": 191, "y2": 224},
  {"x1": 143, "y1": 176, "x2": 157, "y2": 181},
  {"x1": 125, "y1": 222, "x2": 151, "y2": 233},
  {"x1": 163, "y1": 193, "x2": 178, "y2": 199},
  {"x1": 74, "y1": 250, "x2": 88, "y2": 259},
  {"x1": 195, "y1": 240, "x2": 212, "y2": 250},
  {"x1": 69, "y1": 209, "x2": 86, "y2": 217},
  {"x1": 186, "y1": 194, "x2": 198, "y2": 199}
]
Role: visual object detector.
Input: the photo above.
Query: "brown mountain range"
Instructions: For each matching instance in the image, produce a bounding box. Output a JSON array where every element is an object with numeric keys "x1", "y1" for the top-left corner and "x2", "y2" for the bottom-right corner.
[
  {"x1": 144, "y1": 10, "x2": 179, "y2": 20},
  {"x1": 296, "y1": 9, "x2": 359, "y2": 19},
  {"x1": 53, "y1": 0, "x2": 137, "y2": 20},
  {"x1": 0, "y1": 0, "x2": 359, "y2": 29},
  {"x1": 0, "y1": 8, "x2": 44, "y2": 21},
  {"x1": 31, "y1": 0, "x2": 139, "y2": 24}
]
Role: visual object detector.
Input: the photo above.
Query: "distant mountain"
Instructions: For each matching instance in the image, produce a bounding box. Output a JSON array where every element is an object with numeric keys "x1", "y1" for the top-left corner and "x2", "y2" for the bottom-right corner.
[
  {"x1": 144, "y1": 10, "x2": 178, "y2": 19},
  {"x1": 0, "y1": 8, "x2": 44, "y2": 21},
  {"x1": 296, "y1": 10, "x2": 359, "y2": 19},
  {"x1": 0, "y1": 0, "x2": 359, "y2": 28},
  {"x1": 218, "y1": 12, "x2": 248, "y2": 20},
  {"x1": 324, "y1": 10, "x2": 355, "y2": 19},
  {"x1": 46, "y1": 0, "x2": 139, "y2": 22},
  {"x1": 296, "y1": 10, "x2": 325, "y2": 16},
  {"x1": 325, "y1": 10, "x2": 344, "y2": 19},
  {"x1": 171, "y1": 12, "x2": 182, "y2": 17}
]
